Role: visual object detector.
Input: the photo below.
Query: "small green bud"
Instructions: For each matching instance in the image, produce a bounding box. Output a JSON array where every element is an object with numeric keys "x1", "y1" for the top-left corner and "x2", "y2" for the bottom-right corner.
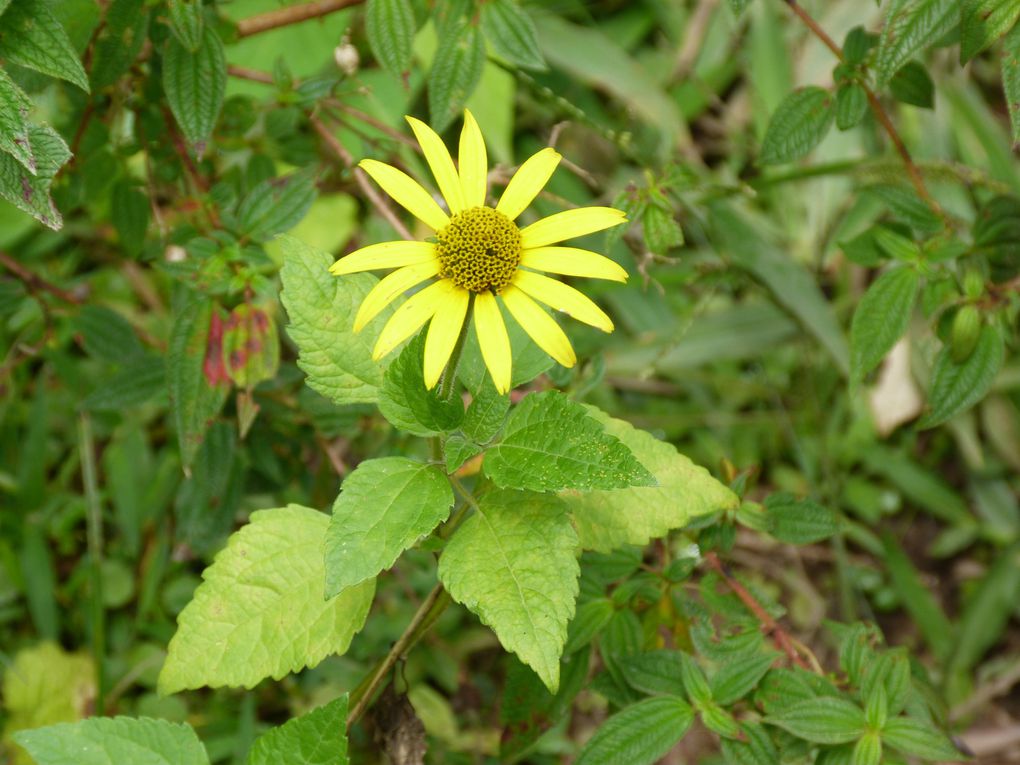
[
  {"x1": 950, "y1": 305, "x2": 981, "y2": 363},
  {"x1": 963, "y1": 269, "x2": 985, "y2": 300}
]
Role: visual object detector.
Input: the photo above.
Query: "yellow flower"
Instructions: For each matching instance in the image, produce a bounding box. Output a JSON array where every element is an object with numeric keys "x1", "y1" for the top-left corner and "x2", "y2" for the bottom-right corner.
[{"x1": 330, "y1": 110, "x2": 627, "y2": 395}]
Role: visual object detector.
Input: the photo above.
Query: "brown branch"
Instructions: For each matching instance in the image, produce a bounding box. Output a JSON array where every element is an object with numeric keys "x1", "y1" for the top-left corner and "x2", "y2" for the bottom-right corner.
[
  {"x1": 782, "y1": 0, "x2": 946, "y2": 224},
  {"x1": 226, "y1": 64, "x2": 274, "y2": 84},
  {"x1": 703, "y1": 551, "x2": 813, "y2": 671},
  {"x1": 236, "y1": 0, "x2": 364, "y2": 38},
  {"x1": 0, "y1": 252, "x2": 85, "y2": 304},
  {"x1": 310, "y1": 114, "x2": 414, "y2": 241}
]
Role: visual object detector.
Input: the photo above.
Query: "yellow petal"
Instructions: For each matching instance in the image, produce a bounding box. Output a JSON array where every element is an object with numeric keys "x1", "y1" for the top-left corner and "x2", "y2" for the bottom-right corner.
[
  {"x1": 373, "y1": 280, "x2": 455, "y2": 359},
  {"x1": 512, "y1": 270, "x2": 614, "y2": 332},
  {"x1": 406, "y1": 116, "x2": 466, "y2": 215},
  {"x1": 423, "y1": 288, "x2": 470, "y2": 389},
  {"x1": 354, "y1": 261, "x2": 439, "y2": 332},
  {"x1": 519, "y1": 207, "x2": 627, "y2": 249},
  {"x1": 519, "y1": 246, "x2": 628, "y2": 282},
  {"x1": 359, "y1": 158, "x2": 450, "y2": 231},
  {"x1": 459, "y1": 109, "x2": 488, "y2": 209},
  {"x1": 495, "y1": 147, "x2": 561, "y2": 221},
  {"x1": 473, "y1": 291, "x2": 512, "y2": 394},
  {"x1": 500, "y1": 285, "x2": 576, "y2": 368},
  {"x1": 330, "y1": 241, "x2": 438, "y2": 275}
]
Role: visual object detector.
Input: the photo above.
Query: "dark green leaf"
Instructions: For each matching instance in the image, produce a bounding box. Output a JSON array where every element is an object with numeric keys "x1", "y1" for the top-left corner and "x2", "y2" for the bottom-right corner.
[
  {"x1": 366, "y1": 0, "x2": 416, "y2": 74},
  {"x1": 764, "y1": 697, "x2": 865, "y2": 744},
  {"x1": 764, "y1": 492, "x2": 840, "y2": 544},
  {"x1": 0, "y1": 67, "x2": 33, "y2": 173},
  {"x1": 844, "y1": 27, "x2": 879, "y2": 65},
  {"x1": 247, "y1": 696, "x2": 349, "y2": 765},
  {"x1": 881, "y1": 535, "x2": 953, "y2": 659},
  {"x1": 619, "y1": 650, "x2": 686, "y2": 697},
  {"x1": 167, "y1": 0, "x2": 204, "y2": 52},
  {"x1": 1003, "y1": 23, "x2": 1020, "y2": 145},
  {"x1": 575, "y1": 696, "x2": 693, "y2": 765},
  {"x1": 82, "y1": 356, "x2": 167, "y2": 411},
  {"x1": 428, "y1": 21, "x2": 484, "y2": 132},
  {"x1": 379, "y1": 332, "x2": 465, "y2": 436},
  {"x1": 163, "y1": 25, "x2": 226, "y2": 154},
  {"x1": 481, "y1": 0, "x2": 546, "y2": 70},
  {"x1": 76, "y1": 304, "x2": 144, "y2": 361},
  {"x1": 882, "y1": 718, "x2": 964, "y2": 760},
  {"x1": 759, "y1": 87, "x2": 834, "y2": 164},
  {"x1": 461, "y1": 381, "x2": 509, "y2": 443},
  {"x1": 864, "y1": 184, "x2": 943, "y2": 233},
  {"x1": 875, "y1": 0, "x2": 957, "y2": 85},
  {"x1": 0, "y1": 124, "x2": 71, "y2": 230},
  {"x1": 111, "y1": 182, "x2": 151, "y2": 257},
  {"x1": 0, "y1": 0, "x2": 89, "y2": 91},
  {"x1": 850, "y1": 266, "x2": 920, "y2": 384},
  {"x1": 563, "y1": 598, "x2": 615, "y2": 655},
  {"x1": 710, "y1": 651, "x2": 777, "y2": 705},
  {"x1": 835, "y1": 82, "x2": 869, "y2": 130},
  {"x1": 861, "y1": 649, "x2": 911, "y2": 717},
  {"x1": 90, "y1": 0, "x2": 149, "y2": 89},
  {"x1": 889, "y1": 61, "x2": 935, "y2": 108},
  {"x1": 919, "y1": 324, "x2": 1004, "y2": 427},
  {"x1": 720, "y1": 723, "x2": 780, "y2": 765},
  {"x1": 642, "y1": 203, "x2": 684, "y2": 254},
  {"x1": 236, "y1": 171, "x2": 316, "y2": 242}
]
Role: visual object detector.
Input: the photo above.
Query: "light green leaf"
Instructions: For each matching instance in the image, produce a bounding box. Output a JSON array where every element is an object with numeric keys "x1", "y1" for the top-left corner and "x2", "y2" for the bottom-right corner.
[
  {"x1": 461, "y1": 381, "x2": 509, "y2": 443},
  {"x1": 247, "y1": 696, "x2": 349, "y2": 765},
  {"x1": 167, "y1": 297, "x2": 229, "y2": 473},
  {"x1": 429, "y1": 20, "x2": 485, "y2": 132},
  {"x1": 366, "y1": 0, "x2": 416, "y2": 74},
  {"x1": 759, "y1": 87, "x2": 834, "y2": 164},
  {"x1": 438, "y1": 489, "x2": 579, "y2": 691},
  {"x1": 1002, "y1": 23, "x2": 1020, "y2": 145},
  {"x1": 158, "y1": 506, "x2": 375, "y2": 694},
  {"x1": 90, "y1": 0, "x2": 149, "y2": 90},
  {"x1": 324, "y1": 457, "x2": 453, "y2": 596},
  {"x1": 764, "y1": 697, "x2": 865, "y2": 744},
  {"x1": 480, "y1": 0, "x2": 545, "y2": 70},
  {"x1": 575, "y1": 696, "x2": 693, "y2": 765},
  {"x1": 920, "y1": 324, "x2": 1004, "y2": 428},
  {"x1": 0, "y1": 0, "x2": 89, "y2": 91},
  {"x1": 163, "y1": 25, "x2": 226, "y2": 154},
  {"x1": 484, "y1": 392, "x2": 655, "y2": 493},
  {"x1": 13, "y1": 717, "x2": 208, "y2": 765},
  {"x1": 642, "y1": 203, "x2": 684, "y2": 255},
  {"x1": 236, "y1": 171, "x2": 317, "y2": 243},
  {"x1": 0, "y1": 68, "x2": 33, "y2": 173},
  {"x1": 564, "y1": 407, "x2": 737, "y2": 553},
  {"x1": 0, "y1": 124, "x2": 70, "y2": 230},
  {"x1": 167, "y1": 0, "x2": 204, "y2": 52},
  {"x1": 875, "y1": 0, "x2": 957, "y2": 85},
  {"x1": 379, "y1": 332, "x2": 464, "y2": 437},
  {"x1": 279, "y1": 236, "x2": 388, "y2": 405},
  {"x1": 444, "y1": 434, "x2": 482, "y2": 473},
  {"x1": 961, "y1": 0, "x2": 1020, "y2": 63},
  {"x1": 882, "y1": 718, "x2": 963, "y2": 760},
  {"x1": 852, "y1": 732, "x2": 882, "y2": 765}
]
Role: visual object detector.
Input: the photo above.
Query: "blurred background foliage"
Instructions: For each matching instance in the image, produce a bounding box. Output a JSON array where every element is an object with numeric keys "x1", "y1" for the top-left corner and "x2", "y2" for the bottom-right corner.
[{"x1": 2, "y1": 0, "x2": 1020, "y2": 762}]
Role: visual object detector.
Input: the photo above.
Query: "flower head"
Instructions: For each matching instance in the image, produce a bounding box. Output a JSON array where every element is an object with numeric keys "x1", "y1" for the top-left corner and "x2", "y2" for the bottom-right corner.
[{"x1": 330, "y1": 110, "x2": 627, "y2": 394}]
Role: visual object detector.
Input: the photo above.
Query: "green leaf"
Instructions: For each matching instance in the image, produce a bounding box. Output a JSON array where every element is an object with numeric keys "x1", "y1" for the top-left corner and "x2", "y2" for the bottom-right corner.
[
  {"x1": 428, "y1": 20, "x2": 485, "y2": 132},
  {"x1": 852, "y1": 732, "x2": 882, "y2": 765},
  {"x1": 1003, "y1": 24, "x2": 1020, "y2": 145},
  {"x1": 850, "y1": 266, "x2": 920, "y2": 384},
  {"x1": 764, "y1": 493, "x2": 839, "y2": 544},
  {"x1": 163, "y1": 25, "x2": 226, "y2": 154},
  {"x1": 247, "y1": 696, "x2": 349, "y2": 765},
  {"x1": 221, "y1": 304, "x2": 280, "y2": 388},
  {"x1": 710, "y1": 651, "x2": 778, "y2": 705},
  {"x1": 461, "y1": 381, "x2": 509, "y2": 443},
  {"x1": 881, "y1": 535, "x2": 953, "y2": 659},
  {"x1": 728, "y1": 0, "x2": 754, "y2": 15},
  {"x1": 2, "y1": 643, "x2": 94, "y2": 745},
  {"x1": 764, "y1": 697, "x2": 866, "y2": 744},
  {"x1": 563, "y1": 597, "x2": 615, "y2": 654},
  {"x1": 444, "y1": 434, "x2": 482, "y2": 473},
  {"x1": 759, "y1": 87, "x2": 834, "y2": 164},
  {"x1": 159, "y1": 505, "x2": 375, "y2": 694},
  {"x1": 111, "y1": 182, "x2": 151, "y2": 257},
  {"x1": 0, "y1": 124, "x2": 71, "y2": 230},
  {"x1": 324, "y1": 457, "x2": 453, "y2": 596},
  {"x1": 844, "y1": 27, "x2": 879, "y2": 65},
  {"x1": 0, "y1": 67, "x2": 33, "y2": 173},
  {"x1": 642, "y1": 203, "x2": 684, "y2": 255},
  {"x1": 575, "y1": 696, "x2": 693, "y2": 765},
  {"x1": 379, "y1": 332, "x2": 464, "y2": 436},
  {"x1": 480, "y1": 0, "x2": 546, "y2": 70},
  {"x1": 889, "y1": 61, "x2": 935, "y2": 108},
  {"x1": 438, "y1": 489, "x2": 579, "y2": 692},
  {"x1": 75, "y1": 305, "x2": 144, "y2": 362},
  {"x1": 13, "y1": 717, "x2": 209, "y2": 765},
  {"x1": 835, "y1": 82, "x2": 869, "y2": 130},
  {"x1": 865, "y1": 184, "x2": 943, "y2": 234},
  {"x1": 720, "y1": 723, "x2": 781, "y2": 765},
  {"x1": 82, "y1": 356, "x2": 166, "y2": 411},
  {"x1": 875, "y1": 0, "x2": 957, "y2": 85},
  {"x1": 90, "y1": 0, "x2": 149, "y2": 90},
  {"x1": 564, "y1": 406, "x2": 737, "y2": 552},
  {"x1": 619, "y1": 650, "x2": 686, "y2": 697},
  {"x1": 236, "y1": 171, "x2": 317, "y2": 242},
  {"x1": 0, "y1": 0, "x2": 89, "y2": 91},
  {"x1": 919, "y1": 323, "x2": 1004, "y2": 427},
  {"x1": 365, "y1": 0, "x2": 416, "y2": 74},
  {"x1": 484, "y1": 392, "x2": 654, "y2": 493},
  {"x1": 961, "y1": 0, "x2": 1020, "y2": 63},
  {"x1": 167, "y1": 297, "x2": 229, "y2": 473},
  {"x1": 882, "y1": 718, "x2": 963, "y2": 760},
  {"x1": 279, "y1": 236, "x2": 388, "y2": 405},
  {"x1": 699, "y1": 701, "x2": 742, "y2": 740},
  {"x1": 167, "y1": 0, "x2": 204, "y2": 52},
  {"x1": 679, "y1": 652, "x2": 712, "y2": 705}
]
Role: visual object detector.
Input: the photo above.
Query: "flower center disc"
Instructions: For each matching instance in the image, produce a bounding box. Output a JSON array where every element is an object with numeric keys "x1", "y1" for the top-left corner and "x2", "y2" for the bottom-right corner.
[{"x1": 436, "y1": 206, "x2": 521, "y2": 294}]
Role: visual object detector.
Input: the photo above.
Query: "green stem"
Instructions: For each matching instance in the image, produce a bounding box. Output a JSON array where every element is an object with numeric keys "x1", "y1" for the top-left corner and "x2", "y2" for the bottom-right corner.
[{"x1": 78, "y1": 413, "x2": 105, "y2": 713}]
